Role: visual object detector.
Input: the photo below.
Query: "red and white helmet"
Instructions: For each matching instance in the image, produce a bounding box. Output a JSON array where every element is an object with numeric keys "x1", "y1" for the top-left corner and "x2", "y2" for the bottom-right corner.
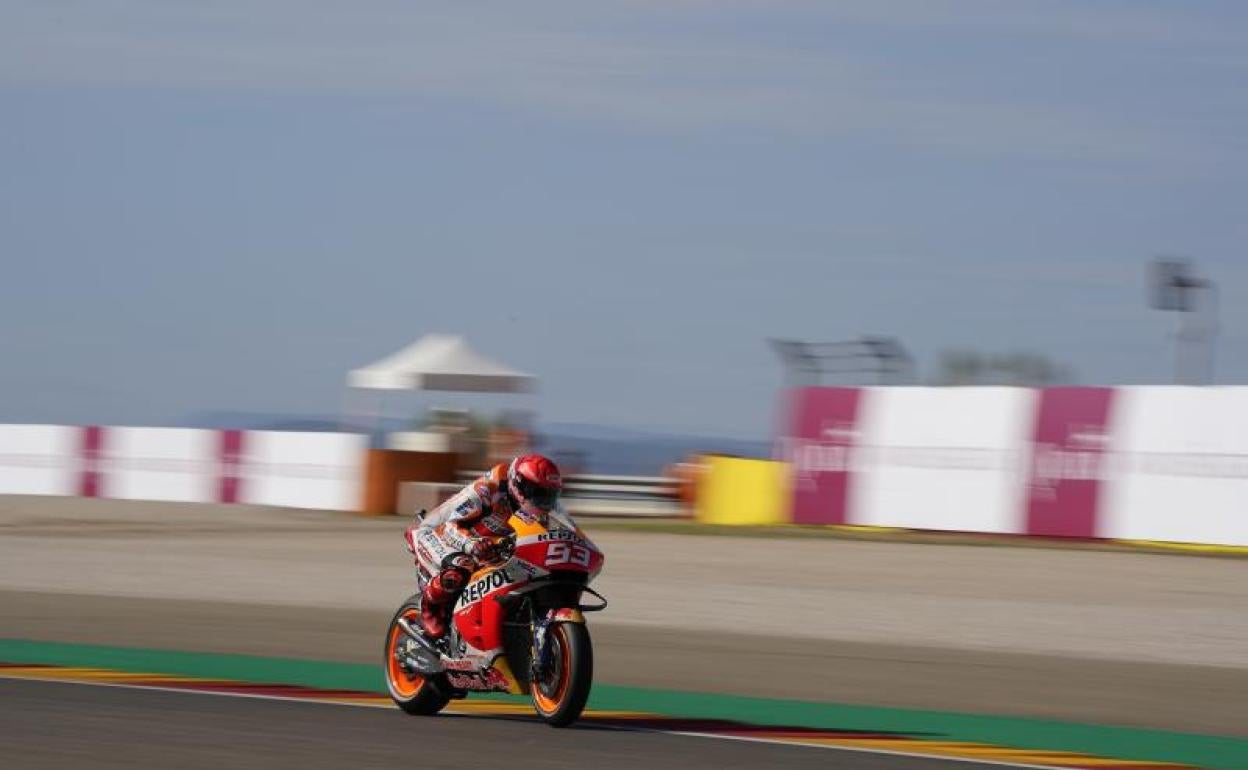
[{"x1": 507, "y1": 454, "x2": 562, "y2": 521}]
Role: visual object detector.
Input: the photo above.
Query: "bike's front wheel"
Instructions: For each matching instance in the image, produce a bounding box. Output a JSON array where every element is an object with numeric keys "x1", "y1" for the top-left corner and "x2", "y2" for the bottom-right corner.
[
  {"x1": 531, "y1": 621, "x2": 593, "y2": 727},
  {"x1": 384, "y1": 596, "x2": 451, "y2": 716}
]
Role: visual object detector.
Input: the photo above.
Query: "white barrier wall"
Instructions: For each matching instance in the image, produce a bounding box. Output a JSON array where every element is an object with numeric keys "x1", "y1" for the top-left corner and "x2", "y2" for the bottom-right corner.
[
  {"x1": 782, "y1": 385, "x2": 1248, "y2": 546},
  {"x1": 243, "y1": 431, "x2": 367, "y2": 511},
  {"x1": 0, "y1": 424, "x2": 367, "y2": 511},
  {"x1": 853, "y1": 387, "x2": 1036, "y2": 533},
  {"x1": 0, "y1": 424, "x2": 77, "y2": 495},
  {"x1": 1102, "y1": 387, "x2": 1248, "y2": 546},
  {"x1": 107, "y1": 427, "x2": 218, "y2": 503}
]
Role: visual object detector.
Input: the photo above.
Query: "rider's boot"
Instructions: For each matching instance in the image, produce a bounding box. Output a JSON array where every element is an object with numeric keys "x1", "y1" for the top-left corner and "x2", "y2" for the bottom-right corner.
[{"x1": 419, "y1": 564, "x2": 470, "y2": 640}]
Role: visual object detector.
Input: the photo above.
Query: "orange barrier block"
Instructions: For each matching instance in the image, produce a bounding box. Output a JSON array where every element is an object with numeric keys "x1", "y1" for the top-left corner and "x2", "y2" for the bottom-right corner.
[{"x1": 360, "y1": 450, "x2": 458, "y2": 515}]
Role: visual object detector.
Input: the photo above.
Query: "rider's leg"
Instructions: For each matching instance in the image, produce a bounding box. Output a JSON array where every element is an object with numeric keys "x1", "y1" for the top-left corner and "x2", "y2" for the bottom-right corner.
[{"x1": 419, "y1": 554, "x2": 473, "y2": 639}]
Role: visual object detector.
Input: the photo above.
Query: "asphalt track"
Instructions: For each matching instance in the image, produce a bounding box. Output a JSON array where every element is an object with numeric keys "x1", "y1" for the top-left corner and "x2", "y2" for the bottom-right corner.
[
  {"x1": 2, "y1": 492, "x2": 1247, "y2": 770},
  {"x1": 0, "y1": 678, "x2": 967, "y2": 770},
  {"x1": 5, "y1": 589, "x2": 1247, "y2": 736}
]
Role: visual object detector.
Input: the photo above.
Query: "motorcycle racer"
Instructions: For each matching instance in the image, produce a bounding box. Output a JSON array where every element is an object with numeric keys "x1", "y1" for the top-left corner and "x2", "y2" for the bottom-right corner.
[{"x1": 404, "y1": 454, "x2": 563, "y2": 641}]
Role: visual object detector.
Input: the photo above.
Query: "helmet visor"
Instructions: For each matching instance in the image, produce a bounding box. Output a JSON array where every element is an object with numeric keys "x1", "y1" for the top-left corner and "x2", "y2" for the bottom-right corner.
[{"x1": 515, "y1": 476, "x2": 559, "y2": 510}]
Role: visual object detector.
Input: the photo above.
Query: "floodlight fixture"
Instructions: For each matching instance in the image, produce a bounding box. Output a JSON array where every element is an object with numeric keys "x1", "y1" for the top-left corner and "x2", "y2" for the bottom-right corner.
[
  {"x1": 1150, "y1": 258, "x2": 1205, "y2": 312},
  {"x1": 769, "y1": 336, "x2": 915, "y2": 386},
  {"x1": 1148, "y1": 257, "x2": 1218, "y2": 385}
]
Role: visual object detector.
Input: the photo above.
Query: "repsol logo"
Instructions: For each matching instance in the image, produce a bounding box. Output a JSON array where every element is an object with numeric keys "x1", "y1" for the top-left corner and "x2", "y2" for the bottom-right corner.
[
  {"x1": 456, "y1": 570, "x2": 513, "y2": 609},
  {"x1": 538, "y1": 529, "x2": 580, "y2": 543}
]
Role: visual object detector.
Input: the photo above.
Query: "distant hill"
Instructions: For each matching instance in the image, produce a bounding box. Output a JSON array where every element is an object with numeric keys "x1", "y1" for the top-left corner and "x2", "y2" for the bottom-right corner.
[
  {"x1": 183, "y1": 412, "x2": 770, "y2": 476},
  {"x1": 535, "y1": 422, "x2": 769, "y2": 475},
  {"x1": 185, "y1": 411, "x2": 351, "y2": 433}
]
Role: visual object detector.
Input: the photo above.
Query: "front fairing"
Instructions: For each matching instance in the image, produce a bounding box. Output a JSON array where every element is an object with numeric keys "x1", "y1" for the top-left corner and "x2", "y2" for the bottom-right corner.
[{"x1": 509, "y1": 505, "x2": 605, "y2": 580}]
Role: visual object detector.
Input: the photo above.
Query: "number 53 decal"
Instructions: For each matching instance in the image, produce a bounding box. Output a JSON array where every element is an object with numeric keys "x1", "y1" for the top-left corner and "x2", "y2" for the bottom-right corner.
[{"x1": 546, "y1": 542, "x2": 592, "y2": 567}]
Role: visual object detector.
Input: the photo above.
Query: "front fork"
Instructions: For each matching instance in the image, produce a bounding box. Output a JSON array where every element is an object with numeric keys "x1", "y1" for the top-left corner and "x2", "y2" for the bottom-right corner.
[{"x1": 530, "y1": 608, "x2": 585, "y2": 682}]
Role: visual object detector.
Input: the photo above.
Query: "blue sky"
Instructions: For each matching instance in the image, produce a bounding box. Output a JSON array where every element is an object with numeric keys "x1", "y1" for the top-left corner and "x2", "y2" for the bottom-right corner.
[{"x1": 1, "y1": 1, "x2": 1245, "y2": 438}]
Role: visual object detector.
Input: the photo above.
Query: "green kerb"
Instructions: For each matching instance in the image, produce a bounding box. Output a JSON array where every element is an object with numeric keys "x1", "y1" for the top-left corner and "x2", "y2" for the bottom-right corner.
[{"x1": 1, "y1": 638, "x2": 1244, "y2": 769}]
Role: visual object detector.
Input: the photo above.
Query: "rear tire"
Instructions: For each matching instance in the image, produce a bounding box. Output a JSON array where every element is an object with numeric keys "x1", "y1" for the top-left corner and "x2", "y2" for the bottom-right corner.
[
  {"x1": 531, "y1": 622, "x2": 593, "y2": 727},
  {"x1": 384, "y1": 596, "x2": 452, "y2": 716}
]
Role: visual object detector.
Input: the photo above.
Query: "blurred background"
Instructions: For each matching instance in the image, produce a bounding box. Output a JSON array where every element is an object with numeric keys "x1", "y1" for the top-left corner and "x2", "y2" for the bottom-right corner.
[{"x1": 2, "y1": 3, "x2": 1246, "y2": 768}]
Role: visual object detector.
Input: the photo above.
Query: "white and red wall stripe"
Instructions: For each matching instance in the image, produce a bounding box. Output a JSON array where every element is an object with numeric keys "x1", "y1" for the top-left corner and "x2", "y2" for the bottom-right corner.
[
  {"x1": 778, "y1": 386, "x2": 1248, "y2": 547},
  {"x1": 0, "y1": 425, "x2": 366, "y2": 511}
]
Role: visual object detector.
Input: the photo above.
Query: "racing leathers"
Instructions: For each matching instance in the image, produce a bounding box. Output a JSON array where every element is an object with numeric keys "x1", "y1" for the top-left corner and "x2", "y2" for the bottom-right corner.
[{"x1": 404, "y1": 463, "x2": 524, "y2": 640}]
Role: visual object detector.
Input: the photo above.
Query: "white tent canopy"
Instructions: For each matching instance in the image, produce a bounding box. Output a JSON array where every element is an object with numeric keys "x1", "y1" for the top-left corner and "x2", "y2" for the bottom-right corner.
[{"x1": 347, "y1": 334, "x2": 535, "y2": 393}]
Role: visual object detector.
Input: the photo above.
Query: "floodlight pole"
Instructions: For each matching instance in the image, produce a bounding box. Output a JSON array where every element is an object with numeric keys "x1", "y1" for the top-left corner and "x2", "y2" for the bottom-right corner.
[
  {"x1": 1150, "y1": 258, "x2": 1218, "y2": 385},
  {"x1": 1178, "y1": 281, "x2": 1218, "y2": 385}
]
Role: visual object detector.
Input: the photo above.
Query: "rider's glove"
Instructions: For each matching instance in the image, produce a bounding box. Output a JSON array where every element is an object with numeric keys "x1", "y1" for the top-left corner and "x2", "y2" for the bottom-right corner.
[
  {"x1": 467, "y1": 536, "x2": 501, "y2": 564},
  {"x1": 494, "y1": 533, "x2": 517, "y2": 563}
]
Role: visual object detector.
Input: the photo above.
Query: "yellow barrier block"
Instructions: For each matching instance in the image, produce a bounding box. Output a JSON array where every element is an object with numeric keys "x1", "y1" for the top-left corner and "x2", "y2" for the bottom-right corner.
[{"x1": 694, "y1": 456, "x2": 791, "y2": 526}]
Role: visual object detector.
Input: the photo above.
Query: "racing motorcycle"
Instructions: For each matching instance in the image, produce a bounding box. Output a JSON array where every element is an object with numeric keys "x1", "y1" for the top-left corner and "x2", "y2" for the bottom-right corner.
[{"x1": 384, "y1": 507, "x2": 607, "y2": 727}]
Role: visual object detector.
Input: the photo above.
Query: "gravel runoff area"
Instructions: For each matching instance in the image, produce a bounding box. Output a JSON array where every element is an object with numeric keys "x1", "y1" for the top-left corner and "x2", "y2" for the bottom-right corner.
[{"x1": 1, "y1": 495, "x2": 1246, "y2": 736}]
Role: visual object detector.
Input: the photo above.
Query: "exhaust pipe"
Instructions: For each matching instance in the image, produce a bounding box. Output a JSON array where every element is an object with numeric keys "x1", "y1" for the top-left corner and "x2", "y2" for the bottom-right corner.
[
  {"x1": 396, "y1": 618, "x2": 437, "y2": 651},
  {"x1": 396, "y1": 618, "x2": 444, "y2": 674}
]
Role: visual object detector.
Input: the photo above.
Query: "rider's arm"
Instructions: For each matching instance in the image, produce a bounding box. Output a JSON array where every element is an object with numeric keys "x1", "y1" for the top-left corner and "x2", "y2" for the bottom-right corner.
[
  {"x1": 415, "y1": 480, "x2": 491, "y2": 553},
  {"x1": 419, "y1": 479, "x2": 482, "y2": 527},
  {"x1": 441, "y1": 481, "x2": 490, "y2": 528}
]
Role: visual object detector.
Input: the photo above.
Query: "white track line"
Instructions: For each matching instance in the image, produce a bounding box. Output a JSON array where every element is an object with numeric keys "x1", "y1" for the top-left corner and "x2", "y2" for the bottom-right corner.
[{"x1": 0, "y1": 673, "x2": 1113, "y2": 770}]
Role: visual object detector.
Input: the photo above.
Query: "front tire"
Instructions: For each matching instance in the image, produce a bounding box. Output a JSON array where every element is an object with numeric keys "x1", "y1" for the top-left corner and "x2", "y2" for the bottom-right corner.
[
  {"x1": 384, "y1": 596, "x2": 452, "y2": 716},
  {"x1": 531, "y1": 622, "x2": 593, "y2": 727}
]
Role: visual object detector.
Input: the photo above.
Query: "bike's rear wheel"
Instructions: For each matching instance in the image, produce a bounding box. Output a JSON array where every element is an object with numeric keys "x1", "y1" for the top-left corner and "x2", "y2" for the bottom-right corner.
[
  {"x1": 531, "y1": 622, "x2": 593, "y2": 727},
  {"x1": 384, "y1": 597, "x2": 451, "y2": 716}
]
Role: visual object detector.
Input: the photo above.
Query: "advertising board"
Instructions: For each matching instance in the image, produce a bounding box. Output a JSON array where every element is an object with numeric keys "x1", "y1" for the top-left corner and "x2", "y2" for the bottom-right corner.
[
  {"x1": 1101, "y1": 387, "x2": 1248, "y2": 546},
  {"x1": 242, "y1": 430, "x2": 366, "y2": 511},
  {"x1": 107, "y1": 427, "x2": 217, "y2": 503},
  {"x1": 777, "y1": 387, "x2": 863, "y2": 525},
  {"x1": 854, "y1": 387, "x2": 1034, "y2": 533},
  {"x1": 0, "y1": 424, "x2": 76, "y2": 496}
]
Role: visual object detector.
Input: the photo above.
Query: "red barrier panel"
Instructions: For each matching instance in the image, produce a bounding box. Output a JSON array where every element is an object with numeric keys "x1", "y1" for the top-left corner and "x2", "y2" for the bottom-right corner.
[
  {"x1": 1024, "y1": 387, "x2": 1116, "y2": 538},
  {"x1": 218, "y1": 429, "x2": 245, "y2": 504},
  {"x1": 78, "y1": 425, "x2": 105, "y2": 498},
  {"x1": 780, "y1": 387, "x2": 863, "y2": 525}
]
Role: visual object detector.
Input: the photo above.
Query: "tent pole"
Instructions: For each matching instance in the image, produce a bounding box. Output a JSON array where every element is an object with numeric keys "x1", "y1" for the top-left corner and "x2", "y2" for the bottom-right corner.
[
  {"x1": 372, "y1": 389, "x2": 385, "y2": 448},
  {"x1": 340, "y1": 387, "x2": 357, "y2": 433}
]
